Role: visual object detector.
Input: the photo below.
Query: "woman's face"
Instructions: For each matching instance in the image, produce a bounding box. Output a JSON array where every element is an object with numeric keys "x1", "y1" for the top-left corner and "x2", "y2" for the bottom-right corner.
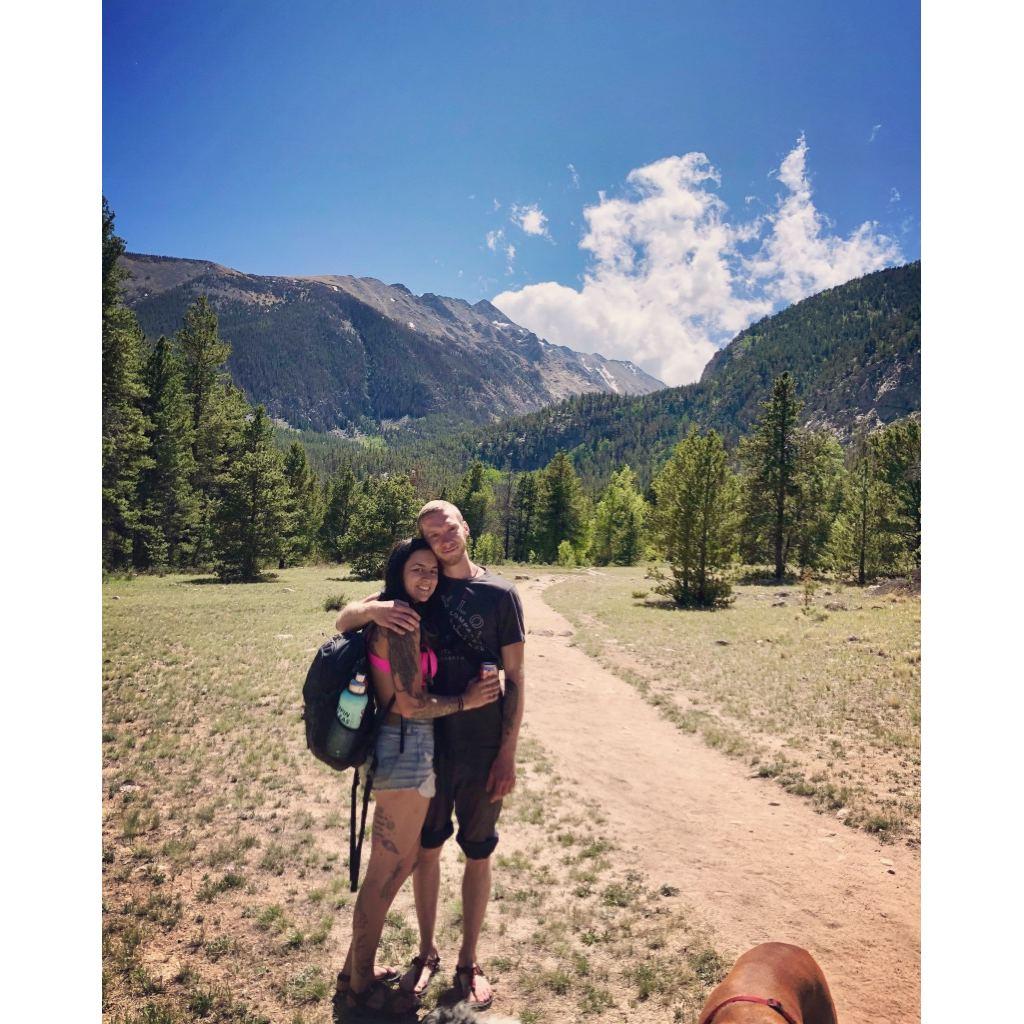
[{"x1": 402, "y1": 548, "x2": 439, "y2": 603}]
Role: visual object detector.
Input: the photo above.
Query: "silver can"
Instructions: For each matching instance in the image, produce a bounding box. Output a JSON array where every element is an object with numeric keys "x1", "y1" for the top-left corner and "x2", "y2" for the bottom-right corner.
[{"x1": 481, "y1": 661, "x2": 502, "y2": 696}]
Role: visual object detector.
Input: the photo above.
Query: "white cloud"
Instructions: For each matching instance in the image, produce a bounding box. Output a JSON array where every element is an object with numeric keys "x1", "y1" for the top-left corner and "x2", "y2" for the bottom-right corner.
[
  {"x1": 869, "y1": 123, "x2": 882, "y2": 143},
  {"x1": 744, "y1": 134, "x2": 901, "y2": 305},
  {"x1": 512, "y1": 203, "x2": 550, "y2": 238},
  {"x1": 890, "y1": 187, "x2": 902, "y2": 203},
  {"x1": 567, "y1": 163, "x2": 580, "y2": 189},
  {"x1": 493, "y1": 136, "x2": 902, "y2": 386},
  {"x1": 485, "y1": 228, "x2": 505, "y2": 252}
]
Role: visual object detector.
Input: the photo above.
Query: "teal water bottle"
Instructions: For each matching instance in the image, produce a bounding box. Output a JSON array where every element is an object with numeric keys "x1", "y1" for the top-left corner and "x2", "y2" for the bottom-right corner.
[
  {"x1": 324, "y1": 671, "x2": 369, "y2": 760},
  {"x1": 337, "y1": 671, "x2": 369, "y2": 728}
]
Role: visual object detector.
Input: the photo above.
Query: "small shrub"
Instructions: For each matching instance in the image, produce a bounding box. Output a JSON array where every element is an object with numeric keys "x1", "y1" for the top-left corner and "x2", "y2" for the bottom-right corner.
[
  {"x1": 285, "y1": 966, "x2": 329, "y2": 1004},
  {"x1": 540, "y1": 968, "x2": 572, "y2": 995},
  {"x1": 322, "y1": 593, "x2": 346, "y2": 612}
]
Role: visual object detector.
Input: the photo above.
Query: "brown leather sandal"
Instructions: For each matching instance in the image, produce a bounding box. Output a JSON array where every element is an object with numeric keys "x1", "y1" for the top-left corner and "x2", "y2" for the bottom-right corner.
[
  {"x1": 399, "y1": 951, "x2": 441, "y2": 995},
  {"x1": 454, "y1": 962, "x2": 493, "y2": 1011},
  {"x1": 344, "y1": 979, "x2": 420, "y2": 1017},
  {"x1": 336, "y1": 965, "x2": 399, "y2": 994}
]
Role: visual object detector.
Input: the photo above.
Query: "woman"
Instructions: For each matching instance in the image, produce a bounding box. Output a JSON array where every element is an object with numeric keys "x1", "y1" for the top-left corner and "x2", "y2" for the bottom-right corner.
[{"x1": 337, "y1": 538, "x2": 500, "y2": 1016}]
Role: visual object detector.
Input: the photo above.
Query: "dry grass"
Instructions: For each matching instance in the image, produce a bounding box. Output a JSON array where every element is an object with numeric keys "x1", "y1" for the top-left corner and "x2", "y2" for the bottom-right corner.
[
  {"x1": 103, "y1": 565, "x2": 726, "y2": 1023},
  {"x1": 545, "y1": 566, "x2": 920, "y2": 846}
]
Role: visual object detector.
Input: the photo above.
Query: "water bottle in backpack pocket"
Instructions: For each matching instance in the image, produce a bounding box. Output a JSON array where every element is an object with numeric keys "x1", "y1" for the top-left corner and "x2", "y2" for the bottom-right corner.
[{"x1": 323, "y1": 671, "x2": 369, "y2": 762}]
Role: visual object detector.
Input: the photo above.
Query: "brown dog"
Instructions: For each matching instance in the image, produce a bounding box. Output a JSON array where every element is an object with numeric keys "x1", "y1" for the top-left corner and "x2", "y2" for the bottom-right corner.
[{"x1": 698, "y1": 943, "x2": 837, "y2": 1024}]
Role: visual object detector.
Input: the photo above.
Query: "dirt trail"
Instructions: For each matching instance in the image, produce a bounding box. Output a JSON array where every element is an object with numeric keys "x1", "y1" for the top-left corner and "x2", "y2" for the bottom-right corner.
[{"x1": 517, "y1": 575, "x2": 919, "y2": 1024}]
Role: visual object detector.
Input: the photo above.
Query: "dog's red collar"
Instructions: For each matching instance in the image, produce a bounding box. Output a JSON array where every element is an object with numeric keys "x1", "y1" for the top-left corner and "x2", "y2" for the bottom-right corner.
[{"x1": 701, "y1": 995, "x2": 799, "y2": 1024}]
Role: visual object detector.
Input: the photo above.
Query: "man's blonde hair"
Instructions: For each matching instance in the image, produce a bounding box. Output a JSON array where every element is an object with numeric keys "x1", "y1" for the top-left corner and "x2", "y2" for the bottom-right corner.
[{"x1": 416, "y1": 500, "x2": 465, "y2": 534}]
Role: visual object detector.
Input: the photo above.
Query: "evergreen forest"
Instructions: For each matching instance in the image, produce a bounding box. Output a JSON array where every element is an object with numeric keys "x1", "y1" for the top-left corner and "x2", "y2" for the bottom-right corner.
[{"x1": 103, "y1": 200, "x2": 920, "y2": 602}]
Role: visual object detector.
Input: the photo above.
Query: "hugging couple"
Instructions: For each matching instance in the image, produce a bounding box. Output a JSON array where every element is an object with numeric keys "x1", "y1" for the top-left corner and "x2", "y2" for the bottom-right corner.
[{"x1": 334, "y1": 499, "x2": 526, "y2": 1016}]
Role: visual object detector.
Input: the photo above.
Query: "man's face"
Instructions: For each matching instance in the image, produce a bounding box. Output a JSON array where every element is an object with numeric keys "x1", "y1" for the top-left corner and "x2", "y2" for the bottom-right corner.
[{"x1": 419, "y1": 509, "x2": 469, "y2": 566}]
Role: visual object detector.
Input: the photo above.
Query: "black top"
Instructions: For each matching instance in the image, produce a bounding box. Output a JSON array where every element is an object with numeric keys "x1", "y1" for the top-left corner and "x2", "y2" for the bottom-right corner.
[{"x1": 425, "y1": 568, "x2": 526, "y2": 756}]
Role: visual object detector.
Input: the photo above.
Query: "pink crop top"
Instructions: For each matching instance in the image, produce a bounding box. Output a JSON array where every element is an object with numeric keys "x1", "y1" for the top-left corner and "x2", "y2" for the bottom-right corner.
[{"x1": 367, "y1": 648, "x2": 438, "y2": 680}]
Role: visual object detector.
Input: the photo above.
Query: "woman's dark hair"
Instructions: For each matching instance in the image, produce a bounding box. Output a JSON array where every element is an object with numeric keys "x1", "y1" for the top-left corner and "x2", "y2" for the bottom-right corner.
[{"x1": 380, "y1": 537, "x2": 437, "y2": 607}]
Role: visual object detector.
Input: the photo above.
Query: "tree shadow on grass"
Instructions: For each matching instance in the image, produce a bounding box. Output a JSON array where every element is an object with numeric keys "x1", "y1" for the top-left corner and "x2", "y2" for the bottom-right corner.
[
  {"x1": 732, "y1": 570, "x2": 798, "y2": 587},
  {"x1": 185, "y1": 573, "x2": 281, "y2": 585},
  {"x1": 637, "y1": 598, "x2": 725, "y2": 613}
]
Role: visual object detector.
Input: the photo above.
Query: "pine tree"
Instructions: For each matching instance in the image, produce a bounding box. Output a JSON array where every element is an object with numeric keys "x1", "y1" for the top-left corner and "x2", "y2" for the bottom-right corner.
[
  {"x1": 537, "y1": 452, "x2": 588, "y2": 562},
  {"x1": 871, "y1": 416, "x2": 921, "y2": 566},
  {"x1": 175, "y1": 296, "x2": 248, "y2": 565},
  {"x1": 788, "y1": 429, "x2": 845, "y2": 570},
  {"x1": 344, "y1": 474, "x2": 418, "y2": 579},
  {"x1": 591, "y1": 466, "x2": 646, "y2": 566},
  {"x1": 497, "y1": 467, "x2": 516, "y2": 558},
  {"x1": 177, "y1": 295, "x2": 231, "y2": 460},
  {"x1": 650, "y1": 428, "x2": 737, "y2": 608},
  {"x1": 282, "y1": 441, "x2": 323, "y2": 566},
  {"x1": 458, "y1": 460, "x2": 493, "y2": 550},
  {"x1": 102, "y1": 198, "x2": 153, "y2": 571},
  {"x1": 738, "y1": 373, "x2": 802, "y2": 579},
  {"x1": 212, "y1": 406, "x2": 292, "y2": 581},
  {"x1": 133, "y1": 336, "x2": 199, "y2": 570},
  {"x1": 829, "y1": 433, "x2": 892, "y2": 583},
  {"x1": 320, "y1": 468, "x2": 358, "y2": 562},
  {"x1": 508, "y1": 472, "x2": 541, "y2": 562}
]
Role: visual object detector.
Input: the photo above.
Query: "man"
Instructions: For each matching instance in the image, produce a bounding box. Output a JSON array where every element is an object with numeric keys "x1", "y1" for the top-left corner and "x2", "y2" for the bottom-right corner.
[{"x1": 336, "y1": 499, "x2": 525, "y2": 1010}]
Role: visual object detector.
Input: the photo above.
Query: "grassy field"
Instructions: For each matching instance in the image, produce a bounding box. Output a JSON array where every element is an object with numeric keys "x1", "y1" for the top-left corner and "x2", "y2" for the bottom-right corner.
[
  {"x1": 544, "y1": 567, "x2": 920, "y2": 846},
  {"x1": 102, "y1": 565, "x2": 727, "y2": 1024}
]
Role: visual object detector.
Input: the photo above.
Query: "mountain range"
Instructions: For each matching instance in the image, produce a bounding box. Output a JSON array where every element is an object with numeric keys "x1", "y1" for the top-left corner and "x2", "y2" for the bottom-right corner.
[
  {"x1": 119, "y1": 253, "x2": 664, "y2": 431},
  {"x1": 432, "y1": 261, "x2": 921, "y2": 485}
]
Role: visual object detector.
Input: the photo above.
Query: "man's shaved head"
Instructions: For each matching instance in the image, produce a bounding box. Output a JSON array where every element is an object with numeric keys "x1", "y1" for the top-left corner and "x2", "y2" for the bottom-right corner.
[{"x1": 416, "y1": 500, "x2": 465, "y2": 533}]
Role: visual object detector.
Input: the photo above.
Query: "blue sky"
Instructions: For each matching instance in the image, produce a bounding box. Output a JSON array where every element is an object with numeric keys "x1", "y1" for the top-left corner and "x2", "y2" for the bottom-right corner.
[{"x1": 103, "y1": 0, "x2": 919, "y2": 384}]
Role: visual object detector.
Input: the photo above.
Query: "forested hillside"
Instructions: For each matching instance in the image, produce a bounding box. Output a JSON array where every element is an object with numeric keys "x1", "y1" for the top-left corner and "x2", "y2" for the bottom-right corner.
[
  {"x1": 104, "y1": 197, "x2": 919, "y2": 590},
  {"x1": 419, "y1": 262, "x2": 920, "y2": 488}
]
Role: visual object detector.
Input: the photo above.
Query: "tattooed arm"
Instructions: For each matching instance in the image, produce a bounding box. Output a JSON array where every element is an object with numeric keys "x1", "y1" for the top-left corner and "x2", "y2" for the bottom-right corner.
[
  {"x1": 486, "y1": 641, "x2": 525, "y2": 802},
  {"x1": 336, "y1": 592, "x2": 420, "y2": 635},
  {"x1": 383, "y1": 627, "x2": 500, "y2": 719}
]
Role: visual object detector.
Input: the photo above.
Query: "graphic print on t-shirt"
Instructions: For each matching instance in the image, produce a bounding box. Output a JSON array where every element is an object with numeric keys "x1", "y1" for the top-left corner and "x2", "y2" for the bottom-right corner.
[{"x1": 441, "y1": 590, "x2": 488, "y2": 654}]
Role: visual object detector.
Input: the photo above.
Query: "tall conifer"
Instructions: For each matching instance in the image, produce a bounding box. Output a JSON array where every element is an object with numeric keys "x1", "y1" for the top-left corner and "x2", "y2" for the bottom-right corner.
[
  {"x1": 458, "y1": 460, "x2": 493, "y2": 548},
  {"x1": 650, "y1": 428, "x2": 737, "y2": 607},
  {"x1": 175, "y1": 296, "x2": 247, "y2": 564},
  {"x1": 872, "y1": 416, "x2": 921, "y2": 565},
  {"x1": 344, "y1": 475, "x2": 417, "y2": 579},
  {"x1": 133, "y1": 336, "x2": 199, "y2": 569},
  {"x1": 282, "y1": 441, "x2": 322, "y2": 565},
  {"x1": 738, "y1": 372, "x2": 802, "y2": 579},
  {"x1": 213, "y1": 406, "x2": 292, "y2": 581},
  {"x1": 508, "y1": 472, "x2": 540, "y2": 562},
  {"x1": 320, "y1": 468, "x2": 358, "y2": 562},
  {"x1": 592, "y1": 466, "x2": 646, "y2": 566},
  {"x1": 102, "y1": 198, "x2": 152, "y2": 571},
  {"x1": 537, "y1": 452, "x2": 588, "y2": 562}
]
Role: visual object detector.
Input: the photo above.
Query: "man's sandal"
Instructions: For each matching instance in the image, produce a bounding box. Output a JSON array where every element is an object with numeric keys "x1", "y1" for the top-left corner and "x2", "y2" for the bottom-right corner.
[
  {"x1": 344, "y1": 979, "x2": 420, "y2": 1017},
  {"x1": 335, "y1": 965, "x2": 399, "y2": 994},
  {"x1": 399, "y1": 951, "x2": 441, "y2": 996},
  {"x1": 454, "y1": 962, "x2": 494, "y2": 1011}
]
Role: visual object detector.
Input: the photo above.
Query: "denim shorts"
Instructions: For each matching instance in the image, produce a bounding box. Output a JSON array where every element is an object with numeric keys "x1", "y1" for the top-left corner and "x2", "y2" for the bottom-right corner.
[{"x1": 368, "y1": 720, "x2": 436, "y2": 797}]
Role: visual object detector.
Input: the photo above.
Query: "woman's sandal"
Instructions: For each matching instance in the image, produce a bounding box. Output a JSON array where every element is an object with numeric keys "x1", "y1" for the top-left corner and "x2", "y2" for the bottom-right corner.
[
  {"x1": 344, "y1": 979, "x2": 420, "y2": 1017},
  {"x1": 335, "y1": 965, "x2": 399, "y2": 994},
  {"x1": 399, "y1": 951, "x2": 442, "y2": 996},
  {"x1": 454, "y1": 962, "x2": 493, "y2": 1011}
]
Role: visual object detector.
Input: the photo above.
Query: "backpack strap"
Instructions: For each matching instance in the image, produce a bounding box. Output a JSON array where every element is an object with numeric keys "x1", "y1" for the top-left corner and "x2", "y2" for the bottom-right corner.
[{"x1": 348, "y1": 695, "x2": 396, "y2": 892}]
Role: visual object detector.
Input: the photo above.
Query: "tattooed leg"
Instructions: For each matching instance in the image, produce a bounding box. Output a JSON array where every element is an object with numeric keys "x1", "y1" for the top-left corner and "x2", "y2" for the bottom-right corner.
[{"x1": 347, "y1": 789, "x2": 430, "y2": 992}]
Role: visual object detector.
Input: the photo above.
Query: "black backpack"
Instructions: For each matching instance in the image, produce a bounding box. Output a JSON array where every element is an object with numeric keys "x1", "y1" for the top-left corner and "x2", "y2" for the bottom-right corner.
[{"x1": 302, "y1": 631, "x2": 394, "y2": 891}]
